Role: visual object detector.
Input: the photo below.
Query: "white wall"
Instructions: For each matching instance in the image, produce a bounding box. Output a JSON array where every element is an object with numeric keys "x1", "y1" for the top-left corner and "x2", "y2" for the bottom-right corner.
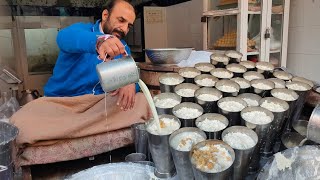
[
  {"x1": 144, "y1": 0, "x2": 204, "y2": 52},
  {"x1": 287, "y1": 0, "x2": 320, "y2": 83}
]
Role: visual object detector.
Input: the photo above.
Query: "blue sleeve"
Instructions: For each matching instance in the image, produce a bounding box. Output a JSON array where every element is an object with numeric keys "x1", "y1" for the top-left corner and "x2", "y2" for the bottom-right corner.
[{"x1": 56, "y1": 23, "x2": 100, "y2": 54}]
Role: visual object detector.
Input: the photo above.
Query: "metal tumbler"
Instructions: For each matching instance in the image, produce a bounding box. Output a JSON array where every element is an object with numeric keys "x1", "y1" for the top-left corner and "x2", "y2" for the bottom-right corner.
[
  {"x1": 259, "y1": 97, "x2": 289, "y2": 157},
  {"x1": 195, "y1": 87, "x2": 222, "y2": 113},
  {"x1": 96, "y1": 56, "x2": 139, "y2": 92},
  {"x1": 146, "y1": 115, "x2": 181, "y2": 178},
  {"x1": 222, "y1": 126, "x2": 258, "y2": 180},
  {"x1": 169, "y1": 127, "x2": 207, "y2": 180},
  {"x1": 159, "y1": 73, "x2": 185, "y2": 93}
]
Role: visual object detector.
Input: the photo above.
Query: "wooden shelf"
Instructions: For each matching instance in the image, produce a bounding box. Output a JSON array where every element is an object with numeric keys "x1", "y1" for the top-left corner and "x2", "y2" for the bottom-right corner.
[
  {"x1": 203, "y1": 8, "x2": 239, "y2": 17},
  {"x1": 247, "y1": 49, "x2": 281, "y2": 56}
]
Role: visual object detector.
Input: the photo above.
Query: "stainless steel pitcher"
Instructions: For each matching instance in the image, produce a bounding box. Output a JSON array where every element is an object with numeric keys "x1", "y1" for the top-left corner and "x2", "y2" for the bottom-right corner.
[{"x1": 96, "y1": 56, "x2": 140, "y2": 93}]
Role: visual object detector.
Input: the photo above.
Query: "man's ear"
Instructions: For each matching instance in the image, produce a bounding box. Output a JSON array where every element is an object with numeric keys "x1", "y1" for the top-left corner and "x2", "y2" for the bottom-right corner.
[{"x1": 102, "y1": 9, "x2": 109, "y2": 22}]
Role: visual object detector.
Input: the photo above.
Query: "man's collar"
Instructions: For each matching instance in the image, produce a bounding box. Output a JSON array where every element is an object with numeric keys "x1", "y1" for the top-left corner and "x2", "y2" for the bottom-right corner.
[{"x1": 92, "y1": 20, "x2": 103, "y2": 34}]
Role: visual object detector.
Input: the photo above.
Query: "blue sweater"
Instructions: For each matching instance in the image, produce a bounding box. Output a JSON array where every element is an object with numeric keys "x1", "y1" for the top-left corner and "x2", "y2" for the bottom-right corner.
[{"x1": 44, "y1": 20, "x2": 139, "y2": 97}]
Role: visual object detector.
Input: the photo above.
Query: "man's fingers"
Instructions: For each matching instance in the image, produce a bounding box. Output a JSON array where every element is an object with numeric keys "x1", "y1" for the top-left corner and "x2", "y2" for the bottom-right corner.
[
  {"x1": 130, "y1": 93, "x2": 135, "y2": 109},
  {"x1": 110, "y1": 89, "x2": 119, "y2": 96},
  {"x1": 122, "y1": 94, "x2": 130, "y2": 111},
  {"x1": 117, "y1": 91, "x2": 125, "y2": 107},
  {"x1": 114, "y1": 40, "x2": 126, "y2": 55}
]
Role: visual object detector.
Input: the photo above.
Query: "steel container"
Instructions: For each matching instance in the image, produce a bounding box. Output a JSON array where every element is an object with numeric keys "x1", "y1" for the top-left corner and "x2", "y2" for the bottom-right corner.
[
  {"x1": 231, "y1": 77, "x2": 251, "y2": 94},
  {"x1": 195, "y1": 63, "x2": 215, "y2": 74},
  {"x1": 153, "y1": 93, "x2": 181, "y2": 115},
  {"x1": 238, "y1": 93, "x2": 262, "y2": 107},
  {"x1": 178, "y1": 67, "x2": 201, "y2": 84},
  {"x1": 215, "y1": 80, "x2": 240, "y2": 97},
  {"x1": 222, "y1": 126, "x2": 258, "y2": 180},
  {"x1": 172, "y1": 102, "x2": 204, "y2": 127},
  {"x1": 225, "y1": 50, "x2": 243, "y2": 64},
  {"x1": 0, "y1": 122, "x2": 19, "y2": 180},
  {"x1": 194, "y1": 87, "x2": 222, "y2": 113},
  {"x1": 239, "y1": 61, "x2": 256, "y2": 71},
  {"x1": 195, "y1": 113, "x2": 229, "y2": 139},
  {"x1": 146, "y1": 115, "x2": 181, "y2": 178},
  {"x1": 307, "y1": 105, "x2": 320, "y2": 144},
  {"x1": 96, "y1": 56, "x2": 140, "y2": 92},
  {"x1": 210, "y1": 54, "x2": 229, "y2": 68},
  {"x1": 218, "y1": 97, "x2": 247, "y2": 126},
  {"x1": 240, "y1": 106, "x2": 274, "y2": 173},
  {"x1": 286, "y1": 81, "x2": 312, "y2": 130},
  {"x1": 159, "y1": 73, "x2": 185, "y2": 93},
  {"x1": 174, "y1": 83, "x2": 200, "y2": 103},
  {"x1": 271, "y1": 88, "x2": 299, "y2": 133},
  {"x1": 131, "y1": 123, "x2": 149, "y2": 158},
  {"x1": 259, "y1": 97, "x2": 289, "y2": 157},
  {"x1": 272, "y1": 70, "x2": 293, "y2": 81},
  {"x1": 280, "y1": 132, "x2": 305, "y2": 151},
  {"x1": 145, "y1": 48, "x2": 193, "y2": 64},
  {"x1": 292, "y1": 119, "x2": 308, "y2": 137},
  {"x1": 255, "y1": 62, "x2": 274, "y2": 78},
  {"x1": 169, "y1": 127, "x2": 207, "y2": 180},
  {"x1": 226, "y1": 64, "x2": 247, "y2": 78},
  {"x1": 268, "y1": 78, "x2": 286, "y2": 88},
  {"x1": 190, "y1": 140, "x2": 235, "y2": 180},
  {"x1": 250, "y1": 79, "x2": 275, "y2": 97},
  {"x1": 243, "y1": 71, "x2": 265, "y2": 81},
  {"x1": 210, "y1": 68, "x2": 234, "y2": 80},
  {"x1": 194, "y1": 74, "x2": 218, "y2": 88}
]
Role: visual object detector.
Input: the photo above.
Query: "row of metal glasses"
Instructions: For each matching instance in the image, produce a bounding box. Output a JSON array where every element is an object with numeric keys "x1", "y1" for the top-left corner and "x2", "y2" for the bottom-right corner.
[{"x1": 143, "y1": 51, "x2": 315, "y2": 180}]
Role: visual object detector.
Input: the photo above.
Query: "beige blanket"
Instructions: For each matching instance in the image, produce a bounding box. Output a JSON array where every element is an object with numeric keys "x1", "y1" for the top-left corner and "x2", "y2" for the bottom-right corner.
[{"x1": 10, "y1": 93, "x2": 151, "y2": 148}]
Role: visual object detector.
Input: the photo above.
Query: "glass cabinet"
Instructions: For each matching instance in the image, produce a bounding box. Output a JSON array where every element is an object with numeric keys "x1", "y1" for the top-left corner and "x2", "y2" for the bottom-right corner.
[{"x1": 203, "y1": 0, "x2": 290, "y2": 67}]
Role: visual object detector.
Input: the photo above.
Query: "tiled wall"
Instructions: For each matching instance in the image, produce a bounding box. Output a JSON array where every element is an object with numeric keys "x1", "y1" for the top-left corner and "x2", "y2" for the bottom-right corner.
[{"x1": 287, "y1": 0, "x2": 320, "y2": 83}]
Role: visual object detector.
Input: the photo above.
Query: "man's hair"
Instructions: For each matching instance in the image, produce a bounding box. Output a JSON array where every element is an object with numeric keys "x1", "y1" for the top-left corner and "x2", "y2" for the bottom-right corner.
[{"x1": 102, "y1": 0, "x2": 134, "y2": 14}]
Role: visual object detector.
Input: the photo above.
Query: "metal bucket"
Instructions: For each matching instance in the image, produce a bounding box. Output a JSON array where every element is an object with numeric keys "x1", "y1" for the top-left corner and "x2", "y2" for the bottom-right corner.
[
  {"x1": 0, "y1": 122, "x2": 19, "y2": 180},
  {"x1": 238, "y1": 93, "x2": 262, "y2": 107},
  {"x1": 222, "y1": 126, "x2": 258, "y2": 180},
  {"x1": 210, "y1": 68, "x2": 234, "y2": 80},
  {"x1": 169, "y1": 127, "x2": 207, "y2": 180},
  {"x1": 255, "y1": 62, "x2": 274, "y2": 78},
  {"x1": 194, "y1": 74, "x2": 218, "y2": 88},
  {"x1": 210, "y1": 54, "x2": 229, "y2": 68},
  {"x1": 307, "y1": 105, "x2": 320, "y2": 144},
  {"x1": 194, "y1": 63, "x2": 215, "y2": 74},
  {"x1": 230, "y1": 78, "x2": 251, "y2": 94},
  {"x1": 96, "y1": 56, "x2": 140, "y2": 92}
]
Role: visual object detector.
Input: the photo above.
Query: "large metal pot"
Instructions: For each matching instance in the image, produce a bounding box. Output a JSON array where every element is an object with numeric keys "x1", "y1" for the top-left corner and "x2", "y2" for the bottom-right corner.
[{"x1": 0, "y1": 122, "x2": 19, "y2": 180}]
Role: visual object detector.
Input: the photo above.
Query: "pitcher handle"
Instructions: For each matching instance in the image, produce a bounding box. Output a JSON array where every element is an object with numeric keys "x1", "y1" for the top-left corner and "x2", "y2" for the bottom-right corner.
[
  {"x1": 0, "y1": 165, "x2": 8, "y2": 172},
  {"x1": 32, "y1": 90, "x2": 40, "y2": 98}
]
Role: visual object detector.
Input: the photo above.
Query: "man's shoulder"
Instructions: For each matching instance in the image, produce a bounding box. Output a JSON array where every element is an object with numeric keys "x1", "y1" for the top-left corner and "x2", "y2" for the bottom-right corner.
[{"x1": 65, "y1": 22, "x2": 95, "y2": 30}]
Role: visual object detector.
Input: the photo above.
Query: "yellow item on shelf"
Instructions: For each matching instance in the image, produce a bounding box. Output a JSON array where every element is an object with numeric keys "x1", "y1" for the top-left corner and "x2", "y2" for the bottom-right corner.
[{"x1": 213, "y1": 31, "x2": 256, "y2": 50}]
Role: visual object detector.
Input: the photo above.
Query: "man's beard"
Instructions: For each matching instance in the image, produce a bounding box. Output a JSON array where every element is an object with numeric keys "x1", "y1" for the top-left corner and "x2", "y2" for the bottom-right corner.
[{"x1": 103, "y1": 22, "x2": 125, "y2": 39}]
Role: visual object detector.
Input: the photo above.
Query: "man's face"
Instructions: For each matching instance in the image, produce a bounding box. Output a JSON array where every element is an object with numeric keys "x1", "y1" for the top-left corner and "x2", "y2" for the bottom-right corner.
[{"x1": 101, "y1": 1, "x2": 136, "y2": 39}]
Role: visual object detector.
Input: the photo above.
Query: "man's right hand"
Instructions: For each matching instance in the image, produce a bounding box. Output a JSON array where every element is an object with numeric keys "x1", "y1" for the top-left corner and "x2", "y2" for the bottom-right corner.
[{"x1": 97, "y1": 36, "x2": 126, "y2": 61}]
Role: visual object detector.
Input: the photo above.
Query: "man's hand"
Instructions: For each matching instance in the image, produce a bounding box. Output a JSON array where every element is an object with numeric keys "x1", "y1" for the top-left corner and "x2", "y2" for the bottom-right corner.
[
  {"x1": 110, "y1": 84, "x2": 136, "y2": 111},
  {"x1": 97, "y1": 36, "x2": 127, "y2": 61}
]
